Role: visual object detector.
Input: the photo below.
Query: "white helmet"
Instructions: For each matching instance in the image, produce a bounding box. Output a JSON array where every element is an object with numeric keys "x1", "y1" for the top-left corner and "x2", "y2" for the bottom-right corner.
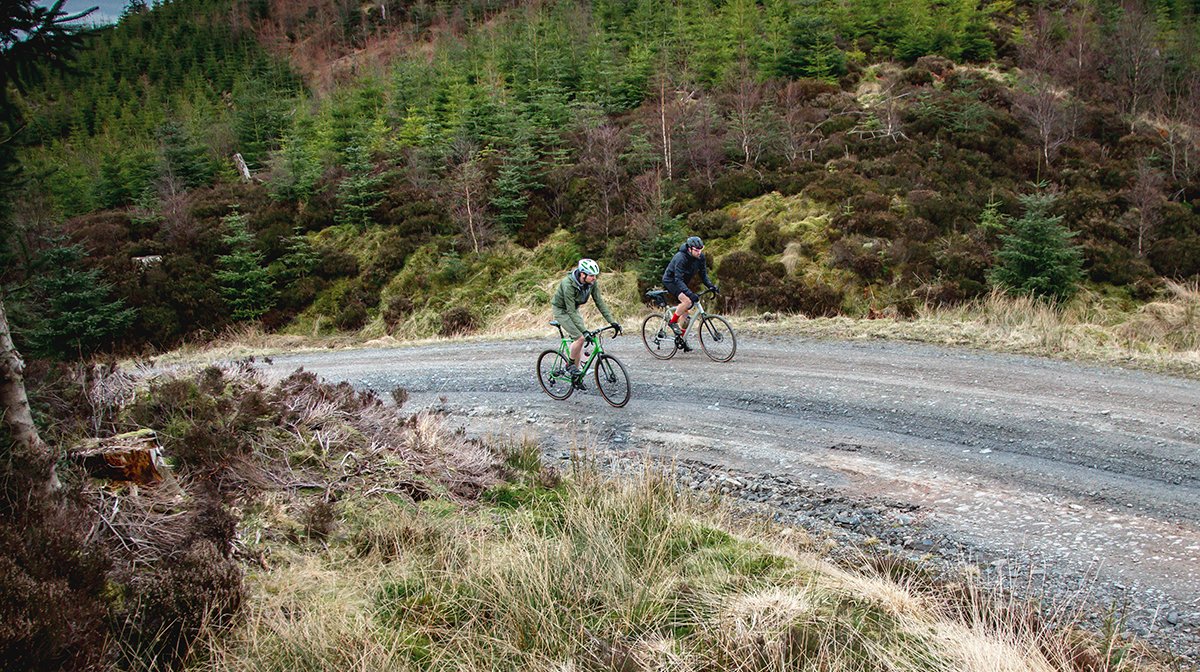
[{"x1": 577, "y1": 258, "x2": 600, "y2": 275}]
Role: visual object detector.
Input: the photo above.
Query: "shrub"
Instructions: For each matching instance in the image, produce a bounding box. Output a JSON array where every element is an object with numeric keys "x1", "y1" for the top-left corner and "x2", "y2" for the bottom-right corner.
[
  {"x1": 1083, "y1": 240, "x2": 1156, "y2": 285},
  {"x1": 706, "y1": 171, "x2": 767, "y2": 209},
  {"x1": 336, "y1": 300, "x2": 370, "y2": 331},
  {"x1": 687, "y1": 210, "x2": 741, "y2": 240},
  {"x1": 750, "y1": 220, "x2": 787, "y2": 256},
  {"x1": 0, "y1": 486, "x2": 110, "y2": 672},
  {"x1": 1148, "y1": 237, "x2": 1200, "y2": 278},
  {"x1": 114, "y1": 540, "x2": 244, "y2": 671},
  {"x1": 440, "y1": 306, "x2": 478, "y2": 336},
  {"x1": 794, "y1": 276, "x2": 844, "y2": 316},
  {"x1": 314, "y1": 246, "x2": 360, "y2": 279},
  {"x1": 383, "y1": 295, "x2": 414, "y2": 329},
  {"x1": 830, "y1": 235, "x2": 890, "y2": 281}
]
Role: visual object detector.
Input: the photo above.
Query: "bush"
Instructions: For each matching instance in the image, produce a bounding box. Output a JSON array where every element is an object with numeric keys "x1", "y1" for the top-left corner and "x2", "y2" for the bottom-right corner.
[
  {"x1": 687, "y1": 210, "x2": 741, "y2": 240},
  {"x1": 1083, "y1": 240, "x2": 1156, "y2": 285},
  {"x1": 794, "y1": 277, "x2": 844, "y2": 317},
  {"x1": 1148, "y1": 237, "x2": 1200, "y2": 278},
  {"x1": 383, "y1": 295, "x2": 414, "y2": 329},
  {"x1": 706, "y1": 171, "x2": 767, "y2": 209},
  {"x1": 114, "y1": 540, "x2": 243, "y2": 670},
  {"x1": 750, "y1": 220, "x2": 787, "y2": 256},
  {"x1": 830, "y1": 235, "x2": 890, "y2": 281},
  {"x1": 440, "y1": 306, "x2": 478, "y2": 336},
  {"x1": 0, "y1": 486, "x2": 110, "y2": 672}
]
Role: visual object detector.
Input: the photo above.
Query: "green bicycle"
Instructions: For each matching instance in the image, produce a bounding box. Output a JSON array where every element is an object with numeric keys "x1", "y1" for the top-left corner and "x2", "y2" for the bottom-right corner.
[
  {"x1": 537, "y1": 323, "x2": 631, "y2": 407},
  {"x1": 641, "y1": 287, "x2": 737, "y2": 362}
]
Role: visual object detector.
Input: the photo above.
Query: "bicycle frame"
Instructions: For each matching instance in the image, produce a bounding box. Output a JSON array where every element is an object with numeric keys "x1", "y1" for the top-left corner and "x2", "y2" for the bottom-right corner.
[
  {"x1": 550, "y1": 324, "x2": 615, "y2": 379},
  {"x1": 665, "y1": 289, "x2": 717, "y2": 343}
]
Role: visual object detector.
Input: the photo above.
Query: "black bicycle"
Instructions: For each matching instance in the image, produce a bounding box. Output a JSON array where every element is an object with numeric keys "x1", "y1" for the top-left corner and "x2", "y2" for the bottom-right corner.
[
  {"x1": 641, "y1": 288, "x2": 737, "y2": 362},
  {"x1": 536, "y1": 323, "x2": 630, "y2": 407}
]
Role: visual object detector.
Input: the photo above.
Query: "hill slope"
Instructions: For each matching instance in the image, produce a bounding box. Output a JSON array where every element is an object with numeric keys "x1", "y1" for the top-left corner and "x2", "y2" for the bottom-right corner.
[{"x1": 4, "y1": 0, "x2": 1199, "y2": 355}]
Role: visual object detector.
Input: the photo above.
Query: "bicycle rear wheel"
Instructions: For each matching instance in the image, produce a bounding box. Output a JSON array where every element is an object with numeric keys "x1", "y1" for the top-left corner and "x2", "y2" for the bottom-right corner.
[
  {"x1": 698, "y1": 315, "x2": 737, "y2": 362},
  {"x1": 594, "y1": 354, "x2": 631, "y2": 407},
  {"x1": 537, "y1": 349, "x2": 574, "y2": 400},
  {"x1": 641, "y1": 314, "x2": 678, "y2": 360}
]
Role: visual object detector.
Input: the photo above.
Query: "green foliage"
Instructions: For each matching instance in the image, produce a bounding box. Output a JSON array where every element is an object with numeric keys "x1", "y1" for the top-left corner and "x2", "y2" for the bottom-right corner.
[
  {"x1": 491, "y1": 142, "x2": 541, "y2": 236},
  {"x1": 157, "y1": 120, "x2": 215, "y2": 191},
  {"x1": 25, "y1": 243, "x2": 135, "y2": 360},
  {"x1": 774, "y1": 16, "x2": 847, "y2": 81},
  {"x1": 989, "y1": 193, "x2": 1085, "y2": 304},
  {"x1": 335, "y1": 144, "x2": 385, "y2": 231},
  {"x1": 636, "y1": 215, "x2": 686, "y2": 293},
  {"x1": 215, "y1": 209, "x2": 275, "y2": 321}
]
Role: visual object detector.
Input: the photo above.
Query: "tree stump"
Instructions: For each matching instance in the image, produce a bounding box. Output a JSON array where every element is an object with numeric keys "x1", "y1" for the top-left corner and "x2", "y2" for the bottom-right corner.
[{"x1": 72, "y1": 429, "x2": 168, "y2": 486}]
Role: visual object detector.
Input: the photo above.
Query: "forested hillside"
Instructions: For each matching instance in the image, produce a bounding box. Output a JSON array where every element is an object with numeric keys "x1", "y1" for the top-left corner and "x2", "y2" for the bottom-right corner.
[{"x1": 5, "y1": 0, "x2": 1199, "y2": 357}]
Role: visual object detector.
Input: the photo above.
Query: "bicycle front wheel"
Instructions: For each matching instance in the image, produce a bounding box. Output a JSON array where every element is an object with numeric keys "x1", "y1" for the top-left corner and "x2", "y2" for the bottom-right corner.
[
  {"x1": 641, "y1": 314, "x2": 678, "y2": 360},
  {"x1": 698, "y1": 315, "x2": 737, "y2": 362},
  {"x1": 537, "y1": 349, "x2": 574, "y2": 400},
  {"x1": 594, "y1": 354, "x2": 631, "y2": 408}
]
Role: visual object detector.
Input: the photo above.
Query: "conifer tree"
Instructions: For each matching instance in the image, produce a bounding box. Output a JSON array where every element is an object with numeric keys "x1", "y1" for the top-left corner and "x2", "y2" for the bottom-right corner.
[
  {"x1": 989, "y1": 193, "x2": 1084, "y2": 304},
  {"x1": 157, "y1": 120, "x2": 214, "y2": 193},
  {"x1": 215, "y1": 209, "x2": 275, "y2": 321},
  {"x1": 335, "y1": 144, "x2": 385, "y2": 230},
  {"x1": 25, "y1": 244, "x2": 136, "y2": 360},
  {"x1": 491, "y1": 141, "x2": 541, "y2": 235}
]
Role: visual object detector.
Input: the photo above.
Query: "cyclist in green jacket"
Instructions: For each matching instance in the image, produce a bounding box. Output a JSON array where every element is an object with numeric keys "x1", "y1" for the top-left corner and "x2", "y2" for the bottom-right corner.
[{"x1": 551, "y1": 258, "x2": 622, "y2": 383}]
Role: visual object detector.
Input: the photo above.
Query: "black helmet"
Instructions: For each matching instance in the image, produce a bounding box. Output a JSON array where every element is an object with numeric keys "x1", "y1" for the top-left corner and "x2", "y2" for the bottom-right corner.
[{"x1": 685, "y1": 236, "x2": 704, "y2": 250}]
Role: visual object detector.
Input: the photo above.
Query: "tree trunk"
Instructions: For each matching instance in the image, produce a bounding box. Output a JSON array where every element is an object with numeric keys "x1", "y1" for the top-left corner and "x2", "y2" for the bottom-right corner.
[{"x1": 0, "y1": 297, "x2": 57, "y2": 490}]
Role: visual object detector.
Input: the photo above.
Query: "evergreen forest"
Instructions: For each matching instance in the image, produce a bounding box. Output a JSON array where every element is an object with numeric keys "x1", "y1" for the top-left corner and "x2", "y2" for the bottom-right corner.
[{"x1": 4, "y1": 0, "x2": 1200, "y2": 359}]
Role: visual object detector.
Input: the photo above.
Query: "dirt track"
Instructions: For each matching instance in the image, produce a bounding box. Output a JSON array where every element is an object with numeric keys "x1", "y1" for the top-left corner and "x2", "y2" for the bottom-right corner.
[{"x1": 257, "y1": 332, "x2": 1200, "y2": 662}]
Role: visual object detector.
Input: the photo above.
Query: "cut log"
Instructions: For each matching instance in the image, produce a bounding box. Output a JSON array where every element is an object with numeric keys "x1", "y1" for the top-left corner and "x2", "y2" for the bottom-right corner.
[{"x1": 72, "y1": 429, "x2": 168, "y2": 485}]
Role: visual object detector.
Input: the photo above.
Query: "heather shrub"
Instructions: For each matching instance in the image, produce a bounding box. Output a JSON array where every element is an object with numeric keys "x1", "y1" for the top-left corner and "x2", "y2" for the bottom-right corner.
[
  {"x1": 831, "y1": 235, "x2": 890, "y2": 281},
  {"x1": 687, "y1": 209, "x2": 741, "y2": 240},
  {"x1": 1148, "y1": 237, "x2": 1200, "y2": 278},
  {"x1": 383, "y1": 294, "x2": 414, "y2": 329},
  {"x1": 707, "y1": 171, "x2": 768, "y2": 209},
  {"x1": 113, "y1": 539, "x2": 244, "y2": 671},
  {"x1": 336, "y1": 299, "x2": 370, "y2": 331},
  {"x1": 750, "y1": 220, "x2": 787, "y2": 256},
  {"x1": 440, "y1": 306, "x2": 478, "y2": 336},
  {"x1": 0, "y1": 482, "x2": 110, "y2": 672},
  {"x1": 719, "y1": 250, "x2": 784, "y2": 312},
  {"x1": 794, "y1": 276, "x2": 845, "y2": 316}
]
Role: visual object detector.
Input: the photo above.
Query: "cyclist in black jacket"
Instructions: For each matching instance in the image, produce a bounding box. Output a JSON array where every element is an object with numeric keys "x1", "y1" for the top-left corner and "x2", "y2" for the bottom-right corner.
[{"x1": 662, "y1": 236, "x2": 717, "y2": 350}]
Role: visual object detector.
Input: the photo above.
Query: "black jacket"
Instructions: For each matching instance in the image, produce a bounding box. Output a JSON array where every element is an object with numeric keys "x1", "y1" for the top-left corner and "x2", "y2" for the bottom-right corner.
[{"x1": 662, "y1": 243, "x2": 713, "y2": 288}]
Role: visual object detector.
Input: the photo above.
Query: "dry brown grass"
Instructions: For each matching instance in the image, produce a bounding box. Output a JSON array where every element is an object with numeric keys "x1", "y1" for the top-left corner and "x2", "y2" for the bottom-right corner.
[{"x1": 743, "y1": 285, "x2": 1200, "y2": 378}]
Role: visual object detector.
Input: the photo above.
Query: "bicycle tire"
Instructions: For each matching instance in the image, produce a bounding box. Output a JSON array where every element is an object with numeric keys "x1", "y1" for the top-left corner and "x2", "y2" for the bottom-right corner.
[
  {"x1": 536, "y1": 349, "x2": 574, "y2": 400},
  {"x1": 641, "y1": 314, "x2": 678, "y2": 360},
  {"x1": 698, "y1": 315, "x2": 737, "y2": 362},
  {"x1": 594, "y1": 354, "x2": 631, "y2": 408}
]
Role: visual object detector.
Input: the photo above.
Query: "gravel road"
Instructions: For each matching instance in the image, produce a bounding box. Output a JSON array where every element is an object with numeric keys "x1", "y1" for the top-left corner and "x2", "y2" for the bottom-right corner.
[{"x1": 255, "y1": 333, "x2": 1200, "y2": 664}]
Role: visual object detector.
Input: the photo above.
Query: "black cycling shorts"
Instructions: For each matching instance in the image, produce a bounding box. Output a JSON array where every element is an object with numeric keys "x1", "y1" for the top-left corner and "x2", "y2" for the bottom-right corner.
[{"x1": 664, "y1": 279, "x2": 699, "y2": 305}]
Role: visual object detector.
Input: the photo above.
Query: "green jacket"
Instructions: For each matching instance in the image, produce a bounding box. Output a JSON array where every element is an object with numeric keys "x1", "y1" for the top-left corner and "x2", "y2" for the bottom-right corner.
[{"x1": 551, "y1": 270, "x2": 615, "y2": 323}]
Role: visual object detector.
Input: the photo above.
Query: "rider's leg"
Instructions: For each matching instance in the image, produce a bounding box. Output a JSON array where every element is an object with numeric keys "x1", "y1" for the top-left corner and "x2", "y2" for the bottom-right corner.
[
  {"x1": 569, "y1": 336, "x2": 585, "y2": 368},
  {"x1": 672, "y1": 292, "x2": 692, "y2": 325}
]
